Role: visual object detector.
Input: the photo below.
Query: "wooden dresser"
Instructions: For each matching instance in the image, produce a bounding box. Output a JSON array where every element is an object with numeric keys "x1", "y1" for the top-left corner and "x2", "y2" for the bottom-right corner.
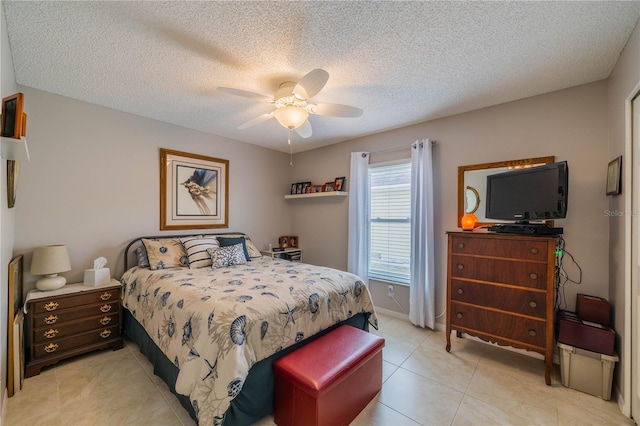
[
  {"x1": 26, "y1": 280, "x2": 123, "y2": 377},
  {"x1": 445, "y1": 231, "x2": 559, "y2": 385}
]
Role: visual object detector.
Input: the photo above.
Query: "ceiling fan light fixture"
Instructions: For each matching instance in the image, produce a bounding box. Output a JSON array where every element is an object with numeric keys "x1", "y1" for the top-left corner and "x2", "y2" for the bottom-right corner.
[{"x1": 274, "y1": 106, "x2": 309, "y2": 129}]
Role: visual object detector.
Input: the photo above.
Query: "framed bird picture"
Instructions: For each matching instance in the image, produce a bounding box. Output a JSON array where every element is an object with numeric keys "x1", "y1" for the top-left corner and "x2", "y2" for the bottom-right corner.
[{"x1": 160, "y1": 148, "x2": 229, "y2": 230}]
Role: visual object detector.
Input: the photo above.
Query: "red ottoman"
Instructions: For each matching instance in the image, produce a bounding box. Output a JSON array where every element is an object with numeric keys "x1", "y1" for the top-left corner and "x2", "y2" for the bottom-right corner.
[{"x1": 274, "y1": 325, "x2": 385, "y2": 426}]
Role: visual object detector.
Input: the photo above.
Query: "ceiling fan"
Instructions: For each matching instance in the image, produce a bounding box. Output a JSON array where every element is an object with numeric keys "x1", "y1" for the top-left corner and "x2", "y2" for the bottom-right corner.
[{"x1": 218, "y1": 69, "x2": 363, "y2": 139}]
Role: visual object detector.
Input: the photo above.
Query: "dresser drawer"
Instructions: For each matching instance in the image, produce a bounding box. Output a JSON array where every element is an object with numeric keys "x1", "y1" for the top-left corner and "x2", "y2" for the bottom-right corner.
[
  {"x1": 32, "y1": 288, "x2": 120, "y2": 314},
  {"x1": 450, "y1": 280, "x2": 547, "y2": 319},
  {"x1": 33, "y1": 312, "x2": 120, "y2": 344},
  {"x1": 33, "y1": 325, "x2": 120, "y2": 358},
  {"x1": 451, "y1": 236, "x2": 548, "y2": 261},
  {"x1": 450, "y1": 255, "x2": 548, "y2": 289},
  {"x1": 450, "y1": 302, "x2": 546, "y2": 348},
  {"x1": 32, "y1": 300, "x2": 120, "y2": 327}
]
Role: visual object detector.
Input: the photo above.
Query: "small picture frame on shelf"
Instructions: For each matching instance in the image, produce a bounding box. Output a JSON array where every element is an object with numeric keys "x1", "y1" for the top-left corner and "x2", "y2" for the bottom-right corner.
[
  {"x1": 296, "y1": 183, "x2": 303, "y2": 194},
  {"x1": 288, "y1": 236, "x2": 298, "y2": 248},
  {"x1": 334, "y1": 176, "x2": 346, "y2": 191},
  {"x1": 302, "y1": 182, "x2": 311, "y2": 194},
  {"x1": 324, "y1": 182, "x2": 335, "y2": 192},
  {"x1": 279, "y1": 236, "x2": 289, "y2": 248},
  {"x1": 311, "y1": 184, "x2": 323, "y2": 193},
  {"x1": 290, "y1": 183, "x2": 297, "y2": 195}
]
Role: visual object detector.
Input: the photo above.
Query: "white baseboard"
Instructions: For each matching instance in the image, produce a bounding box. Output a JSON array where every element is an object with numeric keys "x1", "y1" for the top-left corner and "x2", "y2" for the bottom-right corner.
[{"x1": 374, "y1": 307, "x2": 446, "y2": 331}]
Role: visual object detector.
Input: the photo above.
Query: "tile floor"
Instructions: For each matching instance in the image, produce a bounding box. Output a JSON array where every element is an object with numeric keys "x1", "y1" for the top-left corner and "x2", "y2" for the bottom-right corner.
[{"x1": 5, "y1": 312, "x2": 633, "y2": 425}]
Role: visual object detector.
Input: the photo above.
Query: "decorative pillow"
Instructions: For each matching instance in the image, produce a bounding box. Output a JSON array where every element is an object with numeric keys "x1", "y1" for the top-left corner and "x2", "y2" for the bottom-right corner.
[
  {"x1": 182, "y1": 237, "x2": 220, "y2": 269},
  {"x1": 142, "y1": 238, "x2": 188, "y2": 270},
  {"x1": 244, "y1": 238, "x2": 262, "y2": 258},
  {"x1": 208, "y1": 244, "x2": 247, "y2": 268},
  {"x1": 135, "y1": 246, "x2": 150, "y2": 268},
  {"x1": 217, "y1": 237, "x2": 250, "y2": 261}
]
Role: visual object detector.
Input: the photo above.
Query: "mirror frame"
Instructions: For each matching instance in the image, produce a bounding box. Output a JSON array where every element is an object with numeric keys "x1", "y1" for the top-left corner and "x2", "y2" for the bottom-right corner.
[{"x1": 457, "y1": 156, "x2": 555, "y2": 228}]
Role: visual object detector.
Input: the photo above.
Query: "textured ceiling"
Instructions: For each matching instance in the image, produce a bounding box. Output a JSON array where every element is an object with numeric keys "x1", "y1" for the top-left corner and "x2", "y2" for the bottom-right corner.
[{"x1": 3, "y1": 1, "x2": 640, "y2": 153}]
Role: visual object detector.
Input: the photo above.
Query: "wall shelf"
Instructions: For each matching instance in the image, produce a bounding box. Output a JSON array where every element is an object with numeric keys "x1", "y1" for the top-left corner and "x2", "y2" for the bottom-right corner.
[{"x1": 284, "y1": 191, "x2": 348, "y2": 200}]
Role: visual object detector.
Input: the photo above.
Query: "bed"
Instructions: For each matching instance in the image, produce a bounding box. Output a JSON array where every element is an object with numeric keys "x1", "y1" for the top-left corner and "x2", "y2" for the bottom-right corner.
[{"x1": 121, "y1": 233, "x2": 378, "y2": 426}]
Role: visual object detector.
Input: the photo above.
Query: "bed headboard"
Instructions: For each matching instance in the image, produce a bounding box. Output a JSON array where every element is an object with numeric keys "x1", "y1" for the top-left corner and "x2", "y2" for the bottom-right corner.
[{"x1": 123, "y1": 232, "x2": 250, "y2": 271}]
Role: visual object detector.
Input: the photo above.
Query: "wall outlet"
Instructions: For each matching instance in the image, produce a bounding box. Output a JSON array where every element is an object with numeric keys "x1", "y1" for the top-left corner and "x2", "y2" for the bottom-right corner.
[{"x1": 387, "y1": 285, "x2": 394, "y2": 297}]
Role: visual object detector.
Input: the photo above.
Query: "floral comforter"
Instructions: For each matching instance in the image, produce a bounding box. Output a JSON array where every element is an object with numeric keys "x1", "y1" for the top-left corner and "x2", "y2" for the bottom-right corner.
[{"x1": 120, "y1": 256, "x2": 378, "y2": 425}]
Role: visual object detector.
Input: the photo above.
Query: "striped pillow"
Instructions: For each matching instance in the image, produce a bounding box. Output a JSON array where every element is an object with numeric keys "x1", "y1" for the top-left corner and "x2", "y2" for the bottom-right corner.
[{"x1": 182, "y1": 237, "x2": 220, "y2": 269}]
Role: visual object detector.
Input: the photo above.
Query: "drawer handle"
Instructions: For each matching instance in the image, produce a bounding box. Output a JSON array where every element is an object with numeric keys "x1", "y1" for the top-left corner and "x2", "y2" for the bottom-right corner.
[
  {"x1": 100, "y1": 316, "x2": 112, "y2": 325},
  {"x1": 100, "y1": 292, "x2": 112, "y2": 301},
  {"x1": 44, "y1": 315, "x2": 58, "y2": 325},
  {"x1": 458, "y1": 242, "x2": 465, "y2": 249},
  {"x1": 528, "y1": 330, "x2": 537, "y2": 337},
  {"x1": 44, "y1": 329, "x2": 59, "y2": 339},
  {"x1": 529, "y1": 301, "x2": 538, "y2": 308},
  {"x1": 457, "y1": 288, "x2": 464, "y2": 295},
  {"x1": 100, "y1": 329, "x2": 112, "y2": 338},
  {"x1": 44, "y1": 343, "x2": 59, "y2": 353},
  {"x1": 457, "y1": 264, "x2": 464, "y2": 270},
  {"x1": 531, "y1": 248, "x2": 538, "y2": 254},
  {"x1": 100, "y1": 304, "x2": 112, "y2": 313},
  {"x1": 529, "y1": 273, "x2": 538, "y2": 280},
  {"x1": 456, "y1": 312, "x2": 463, "y2": 319},
  {"x1": 44, "y1": 301, "x2": 59, "y2": 311}
]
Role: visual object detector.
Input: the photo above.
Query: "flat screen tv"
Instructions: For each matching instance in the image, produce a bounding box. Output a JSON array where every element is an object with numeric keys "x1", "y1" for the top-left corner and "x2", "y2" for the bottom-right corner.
[{"x1": 485, "y1": 161, "x2": 568, "y2": 223}]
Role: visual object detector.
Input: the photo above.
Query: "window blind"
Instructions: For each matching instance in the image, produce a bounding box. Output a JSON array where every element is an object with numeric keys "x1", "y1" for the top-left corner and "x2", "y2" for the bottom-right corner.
[{"x1": 368, "y1": 161, "x2": 411, "y2": 284}]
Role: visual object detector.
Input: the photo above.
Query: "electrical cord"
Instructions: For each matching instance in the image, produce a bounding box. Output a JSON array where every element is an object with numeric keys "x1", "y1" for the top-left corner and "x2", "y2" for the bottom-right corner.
[{"x1": 554, "y1": 236, "x2": 582, "y2": 311}]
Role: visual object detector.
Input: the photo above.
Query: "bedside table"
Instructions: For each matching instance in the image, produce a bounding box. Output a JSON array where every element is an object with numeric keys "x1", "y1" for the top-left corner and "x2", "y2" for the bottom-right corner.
[
  {"x1": 25, "y1": 279, "x2": 124, "y2": 377},
  {"x1": 261, "y1": 248, "x2": 303, "y2": 262}
]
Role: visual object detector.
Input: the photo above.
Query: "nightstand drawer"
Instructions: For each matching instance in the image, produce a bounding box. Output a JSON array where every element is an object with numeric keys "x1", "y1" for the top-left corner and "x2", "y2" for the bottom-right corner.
[
  {"x1": 33, "y1": 312, "x2": 120, "y2": 343},
  {"x1": 33, "y1": 325, "x2": 120, "y2": 358},
  {"x1": 32, "y1": 288, "x2": 120, "y2": 314},
  {"x1": 32, "y1": 300, "x2": 119, "y2": 327}
]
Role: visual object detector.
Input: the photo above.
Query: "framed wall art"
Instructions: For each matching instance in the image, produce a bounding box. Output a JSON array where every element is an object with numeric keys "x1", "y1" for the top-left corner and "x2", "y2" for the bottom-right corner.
[
  {"x1": 606, "y1": 156, "x2": 622, "y2": 196},
  {"x1": 2, "y1": 93, "x2": 27, "y2": 209},
  {"x1": 160, "y1": 148, "x2": 229, "y2": 230},
  {"x1": 7, "y1": 255, "x2": 23, "y2": 396}
]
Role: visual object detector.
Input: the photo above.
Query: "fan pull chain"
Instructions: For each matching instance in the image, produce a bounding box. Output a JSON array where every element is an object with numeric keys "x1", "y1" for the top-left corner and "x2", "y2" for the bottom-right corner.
[{"x1": 288, "y1": 129, "x2": 293, "y2": 167}]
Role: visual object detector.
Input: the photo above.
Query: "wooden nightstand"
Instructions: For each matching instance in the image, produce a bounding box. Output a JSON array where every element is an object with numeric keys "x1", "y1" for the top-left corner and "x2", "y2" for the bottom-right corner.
[{"x1": 25, "y1": 279, "x2": 124, "y2": 377}]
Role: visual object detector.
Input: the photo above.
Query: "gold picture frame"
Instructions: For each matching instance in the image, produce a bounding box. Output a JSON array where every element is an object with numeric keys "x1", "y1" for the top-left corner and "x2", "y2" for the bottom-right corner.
[
  {"x1": 2, "y1": 93, "x2": 27, "y2": 209},
  {"x1": 606, "y1": 156, "x2": 622, "y2": 196},
  {"x1": 7, "y1": 255, "x2": 24, "y2": 397},
  {"x1": 160, "y1": 148, "x2": 229, "y2": 230}
]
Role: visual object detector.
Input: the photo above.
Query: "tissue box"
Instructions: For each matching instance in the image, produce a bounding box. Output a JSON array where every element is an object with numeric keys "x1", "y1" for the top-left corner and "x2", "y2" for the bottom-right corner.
[{"x1": 84, "y1": 268, "x2": 111, "y2": 286}]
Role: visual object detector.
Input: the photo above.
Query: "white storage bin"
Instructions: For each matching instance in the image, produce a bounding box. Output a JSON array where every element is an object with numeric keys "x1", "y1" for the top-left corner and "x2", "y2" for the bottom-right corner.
[{"x1": 558, "y1": 342, "x2": 619, "y2": 400}]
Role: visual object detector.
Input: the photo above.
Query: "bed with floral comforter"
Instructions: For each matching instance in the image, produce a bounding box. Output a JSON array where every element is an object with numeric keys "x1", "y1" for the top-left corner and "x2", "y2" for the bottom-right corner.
[{"x1": 121, "y1": 253, "x2": 377, "y2": 426}]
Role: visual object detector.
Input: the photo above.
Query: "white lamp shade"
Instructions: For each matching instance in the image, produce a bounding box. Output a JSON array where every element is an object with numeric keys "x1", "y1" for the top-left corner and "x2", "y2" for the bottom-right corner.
[
  {"x1": 274, "y1": 107, "x2": 309, "y2": 129},
  {"x1": 30, "y1": 245, "x2": 71, "y2": 275}
]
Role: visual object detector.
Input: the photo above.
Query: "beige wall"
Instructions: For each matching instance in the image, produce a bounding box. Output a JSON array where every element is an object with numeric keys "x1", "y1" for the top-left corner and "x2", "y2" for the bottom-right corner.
[
  {"x1": 607, "y1": 18, "x2": 640, "y2": 413},
  {"x1": 13, "y1": 88, "x2": 293, "y2": 289},
  {"x1": 1, "y1": 4, "x2": 19, "y2": 411},
  {"x1": 291, "y1": 81, "x2": 610, "y2": 319}
]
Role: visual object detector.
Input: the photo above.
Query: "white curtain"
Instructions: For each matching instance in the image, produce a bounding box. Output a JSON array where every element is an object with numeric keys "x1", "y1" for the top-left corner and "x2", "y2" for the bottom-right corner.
[
  {"x1": 347, "y1": 152, "x2": 370, "y2": 286},
  {"x1": 409, "y1": 139, "x2": 435, "y2": 328}
]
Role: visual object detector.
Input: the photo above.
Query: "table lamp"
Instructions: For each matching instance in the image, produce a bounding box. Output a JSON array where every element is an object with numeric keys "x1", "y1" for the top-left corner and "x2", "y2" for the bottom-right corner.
[{"x1": 30, "y1": 245, "x2": 71, "y2": 291}]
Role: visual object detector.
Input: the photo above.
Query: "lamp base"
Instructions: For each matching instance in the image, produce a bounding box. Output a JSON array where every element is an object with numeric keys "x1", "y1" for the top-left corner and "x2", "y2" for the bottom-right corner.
[{"x1": 36, "y1": 274, "x2": 67, "y2": 291}]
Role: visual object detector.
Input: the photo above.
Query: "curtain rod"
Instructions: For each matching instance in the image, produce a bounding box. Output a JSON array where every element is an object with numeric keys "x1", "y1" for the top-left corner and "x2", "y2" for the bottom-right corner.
[{"x1": 362, "y1": 140, "x2": 436, "y2": 157}]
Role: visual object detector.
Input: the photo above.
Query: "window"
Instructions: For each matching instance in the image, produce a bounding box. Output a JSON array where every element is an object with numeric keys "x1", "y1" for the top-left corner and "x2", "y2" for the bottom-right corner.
[{"x1": 368, "y1": 160, "x2": 411, "y2": 284}]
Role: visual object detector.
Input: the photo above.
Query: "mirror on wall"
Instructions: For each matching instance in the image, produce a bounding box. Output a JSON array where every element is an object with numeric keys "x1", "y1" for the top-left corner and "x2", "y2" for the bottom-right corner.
[{"x1": 457, "y1": 156, "x2": 555, "y2": 227}]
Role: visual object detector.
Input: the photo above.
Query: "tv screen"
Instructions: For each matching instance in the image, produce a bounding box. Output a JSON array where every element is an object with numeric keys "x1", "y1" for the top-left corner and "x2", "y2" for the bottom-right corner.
[{"x1": 485, "y1": 161, "x2": 568, "y2": 222}]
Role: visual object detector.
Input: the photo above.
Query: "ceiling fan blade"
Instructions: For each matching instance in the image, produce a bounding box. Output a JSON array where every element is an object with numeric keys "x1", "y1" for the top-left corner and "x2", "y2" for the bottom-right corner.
[
  {"x1": 218, "y1": 87, "x2": 274, "y2": 103},
  {"x1": 237, "y1": 111, "x2": 275, "y2": 129},
  {"x1": 294, "y1": 120, "x2": 312, "y2": 138},
  {"x1": 293, "y1": 69, "x2": 329, "y2": 100},
  {"x1": 311, "y1": 103, "x2": 363, "y2": 117}
]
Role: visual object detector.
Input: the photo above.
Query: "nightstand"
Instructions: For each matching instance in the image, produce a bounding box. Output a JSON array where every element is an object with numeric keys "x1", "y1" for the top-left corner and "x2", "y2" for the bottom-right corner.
[
  {"x1": 261, "y1": 248, "x2": 303, "y2": 262},
  {"x1": 25, "y1": 279, "x2": 124, "y2": 377}
]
